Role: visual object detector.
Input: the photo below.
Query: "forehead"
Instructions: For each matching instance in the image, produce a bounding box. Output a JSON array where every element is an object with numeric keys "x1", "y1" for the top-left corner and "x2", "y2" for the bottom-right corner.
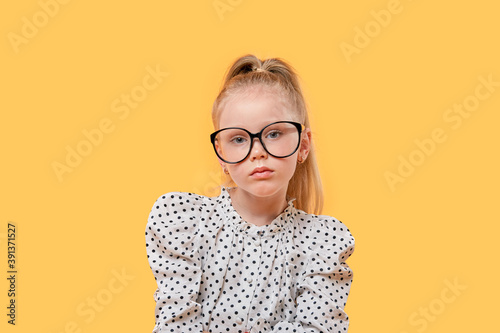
[{"x1": 218, "y1": 85, "x2": 296, "y2": 131}]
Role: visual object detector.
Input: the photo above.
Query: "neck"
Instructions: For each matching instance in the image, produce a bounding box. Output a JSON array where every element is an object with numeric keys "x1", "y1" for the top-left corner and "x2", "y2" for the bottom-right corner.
[{"x1": 228, "y1": 187, "x2": 288, "y2": 226}]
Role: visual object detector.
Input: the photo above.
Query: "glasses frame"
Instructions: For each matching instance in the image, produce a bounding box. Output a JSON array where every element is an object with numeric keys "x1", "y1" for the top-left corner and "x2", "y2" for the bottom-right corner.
[{"x1": 210, "y1": 121, "x2": 304, "y2": 164}]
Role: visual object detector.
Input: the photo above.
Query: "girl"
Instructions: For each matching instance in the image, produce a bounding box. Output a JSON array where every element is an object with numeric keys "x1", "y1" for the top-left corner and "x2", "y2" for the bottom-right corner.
[{"x1": 145, "y1": 54, "x2": 355, "y2": 333}]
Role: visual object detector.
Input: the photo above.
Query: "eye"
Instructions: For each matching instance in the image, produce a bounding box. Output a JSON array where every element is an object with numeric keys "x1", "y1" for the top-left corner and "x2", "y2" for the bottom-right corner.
[
  {"x1": 229, "y1": 136, "x2": 247, "y2": 144},
  {"x1": 266, "y1": 130, "x2": 282, "y2": 139}
]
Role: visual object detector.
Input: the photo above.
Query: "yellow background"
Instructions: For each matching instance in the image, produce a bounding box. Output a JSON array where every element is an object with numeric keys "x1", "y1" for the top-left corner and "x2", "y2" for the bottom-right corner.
[{"x1": 1, "y1": 0, "x2": 499, "y2": 332}]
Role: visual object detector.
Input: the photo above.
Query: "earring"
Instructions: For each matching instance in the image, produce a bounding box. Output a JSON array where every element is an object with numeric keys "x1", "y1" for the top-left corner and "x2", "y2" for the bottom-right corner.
[{"x1": 223, "y1": 166, "x2": 229, "y2": 174}]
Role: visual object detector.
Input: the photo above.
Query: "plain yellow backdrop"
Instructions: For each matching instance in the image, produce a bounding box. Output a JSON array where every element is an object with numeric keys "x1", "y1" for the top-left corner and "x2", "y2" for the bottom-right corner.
[{"x1": 1, "y1": 0, "x2": 499, "y2": 332}]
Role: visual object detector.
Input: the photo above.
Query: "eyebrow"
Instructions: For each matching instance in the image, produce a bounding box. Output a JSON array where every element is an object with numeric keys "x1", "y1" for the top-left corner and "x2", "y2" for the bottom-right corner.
[{"x1": 219, "y1": 119, "x2": 297, "y2": 130}]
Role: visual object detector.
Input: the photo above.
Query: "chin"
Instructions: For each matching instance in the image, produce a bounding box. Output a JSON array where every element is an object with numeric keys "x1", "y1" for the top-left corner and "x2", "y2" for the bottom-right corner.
[{"x1": 242, "y1": 181, "x2": 286, "y2": 198}]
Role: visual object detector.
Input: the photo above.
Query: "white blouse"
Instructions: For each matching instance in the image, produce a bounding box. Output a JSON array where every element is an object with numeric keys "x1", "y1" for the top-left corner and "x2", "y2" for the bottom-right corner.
[{"x1": 145, "y1": 186, "x2": 355, "y2": 333}]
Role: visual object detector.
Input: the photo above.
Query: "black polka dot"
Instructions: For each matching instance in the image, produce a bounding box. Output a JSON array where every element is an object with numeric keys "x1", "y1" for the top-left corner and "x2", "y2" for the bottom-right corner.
[{"x1": 145, "y1": 186, "x2": 355, "y2": 332}]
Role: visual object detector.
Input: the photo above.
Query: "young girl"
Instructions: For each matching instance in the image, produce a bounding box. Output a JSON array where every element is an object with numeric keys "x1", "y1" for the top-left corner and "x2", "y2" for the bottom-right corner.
[{"x1": 145, "y1": 54, "x2": 355, "y2": 333}]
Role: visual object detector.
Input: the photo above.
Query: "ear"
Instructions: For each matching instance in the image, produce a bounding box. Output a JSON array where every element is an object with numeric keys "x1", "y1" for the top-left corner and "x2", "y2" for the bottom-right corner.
[
  {"x1": 214, "y1": 141, "x2": 227, "y2": 169},
  {"x1": 218, "y1": 159, "x2": 225, "y2": 168},
  {"x1": 298, "y1": 128, "x2": 312, "y2": 161}
]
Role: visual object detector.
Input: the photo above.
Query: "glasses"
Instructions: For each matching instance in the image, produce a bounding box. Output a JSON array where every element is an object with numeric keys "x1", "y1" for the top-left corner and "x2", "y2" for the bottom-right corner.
[{"x1": 210, "y1": 121, "x2": 304, "y2": 164}]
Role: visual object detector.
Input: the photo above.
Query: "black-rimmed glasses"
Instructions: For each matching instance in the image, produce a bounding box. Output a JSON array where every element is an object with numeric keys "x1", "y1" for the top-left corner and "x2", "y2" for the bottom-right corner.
[{"x1": 210, "y1": 121, "x2": 304, "y2": 164}]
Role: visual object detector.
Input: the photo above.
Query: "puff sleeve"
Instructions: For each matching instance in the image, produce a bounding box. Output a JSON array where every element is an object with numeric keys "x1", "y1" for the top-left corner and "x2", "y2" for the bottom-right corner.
[
  {"x1": 145, "y1": 193, "x2": 204, "y2": 333},
  {"x1": 268, "y1": 217, "x2": 355, "y2": 333}
]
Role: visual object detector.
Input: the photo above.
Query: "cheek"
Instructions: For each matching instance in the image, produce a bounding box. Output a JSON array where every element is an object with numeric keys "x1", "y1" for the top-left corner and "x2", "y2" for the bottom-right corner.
[
  {"x1": 277, "y1": 157, "x2": 298, "y2": 178},
  {"x1": 226, "y1": 164, "x2": 245, "y2": 179}
]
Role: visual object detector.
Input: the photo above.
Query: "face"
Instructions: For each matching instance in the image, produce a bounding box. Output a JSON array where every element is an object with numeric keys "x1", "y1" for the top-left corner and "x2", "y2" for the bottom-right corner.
[{"x1": 216, "y1": 85, "x2": 311, "y2": 200}]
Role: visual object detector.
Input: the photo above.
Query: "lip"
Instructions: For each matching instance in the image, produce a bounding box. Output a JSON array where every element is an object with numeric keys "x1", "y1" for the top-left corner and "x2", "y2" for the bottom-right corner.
[
  {"x1": 250, "y1": 166, "x2": 274, "y2": 179},
  {"x1": 251, "y1": 166, "x2": 273, "y2": 175}
]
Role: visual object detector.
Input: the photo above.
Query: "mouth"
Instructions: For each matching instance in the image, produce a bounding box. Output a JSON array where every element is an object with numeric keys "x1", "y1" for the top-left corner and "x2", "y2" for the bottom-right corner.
[{"x1": 250, "y1": 166, "x2": 274, "y2": 178}]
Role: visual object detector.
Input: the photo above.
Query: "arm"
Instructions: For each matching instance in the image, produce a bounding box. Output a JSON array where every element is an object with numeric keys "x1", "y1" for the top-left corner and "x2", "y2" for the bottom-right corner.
[
  {"x1": 267, "y1": 218, "x2": 355, "y2": 333},
  {"x1": 145, "y1": 193, "x2": 204, "y2": 333}
]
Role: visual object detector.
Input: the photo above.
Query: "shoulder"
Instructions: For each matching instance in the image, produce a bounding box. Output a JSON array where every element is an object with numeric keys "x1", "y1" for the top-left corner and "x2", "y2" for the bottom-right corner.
[
  {"x1": 293, "y1": 210, "x2": 355, "y2": 261},
  {"x1": 148, "y1": 191, "x2": 218, "y2": 217},
  {"x1": 151, "y1": 191, "x2": 214, "y2": 209},
  {"x1": 146, "y1": 191, "x2": 219, "y2": 234}
]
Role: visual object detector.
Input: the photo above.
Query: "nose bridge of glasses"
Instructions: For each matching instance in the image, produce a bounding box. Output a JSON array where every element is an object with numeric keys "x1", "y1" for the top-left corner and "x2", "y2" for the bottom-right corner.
[{"x1": 249, "y1": 131, "x2": 268, "y2": 154}]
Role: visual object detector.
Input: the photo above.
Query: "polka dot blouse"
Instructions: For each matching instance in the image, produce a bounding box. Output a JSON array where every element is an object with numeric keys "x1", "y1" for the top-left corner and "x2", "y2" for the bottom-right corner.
[{"x1": 145, "y1": 186, "x2": 355, "y2": 333}]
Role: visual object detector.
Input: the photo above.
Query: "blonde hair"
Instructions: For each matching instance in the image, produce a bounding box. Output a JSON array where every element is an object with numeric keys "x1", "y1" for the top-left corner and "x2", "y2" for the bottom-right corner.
[{"x1": 212, "y1": 54, "x2": 324, "y2": 215}]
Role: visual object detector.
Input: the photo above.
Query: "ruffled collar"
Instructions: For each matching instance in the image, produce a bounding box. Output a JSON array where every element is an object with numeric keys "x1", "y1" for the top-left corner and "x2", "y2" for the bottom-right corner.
[{"x1": 216, "y1": 186, "x2": 296, "y2": 237}]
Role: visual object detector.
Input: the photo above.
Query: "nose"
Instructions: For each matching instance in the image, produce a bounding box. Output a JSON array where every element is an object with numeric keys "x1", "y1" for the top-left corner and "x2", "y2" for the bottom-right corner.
[{"x1": 249, "y1": 137, "x2": 268, "y2": 161}]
